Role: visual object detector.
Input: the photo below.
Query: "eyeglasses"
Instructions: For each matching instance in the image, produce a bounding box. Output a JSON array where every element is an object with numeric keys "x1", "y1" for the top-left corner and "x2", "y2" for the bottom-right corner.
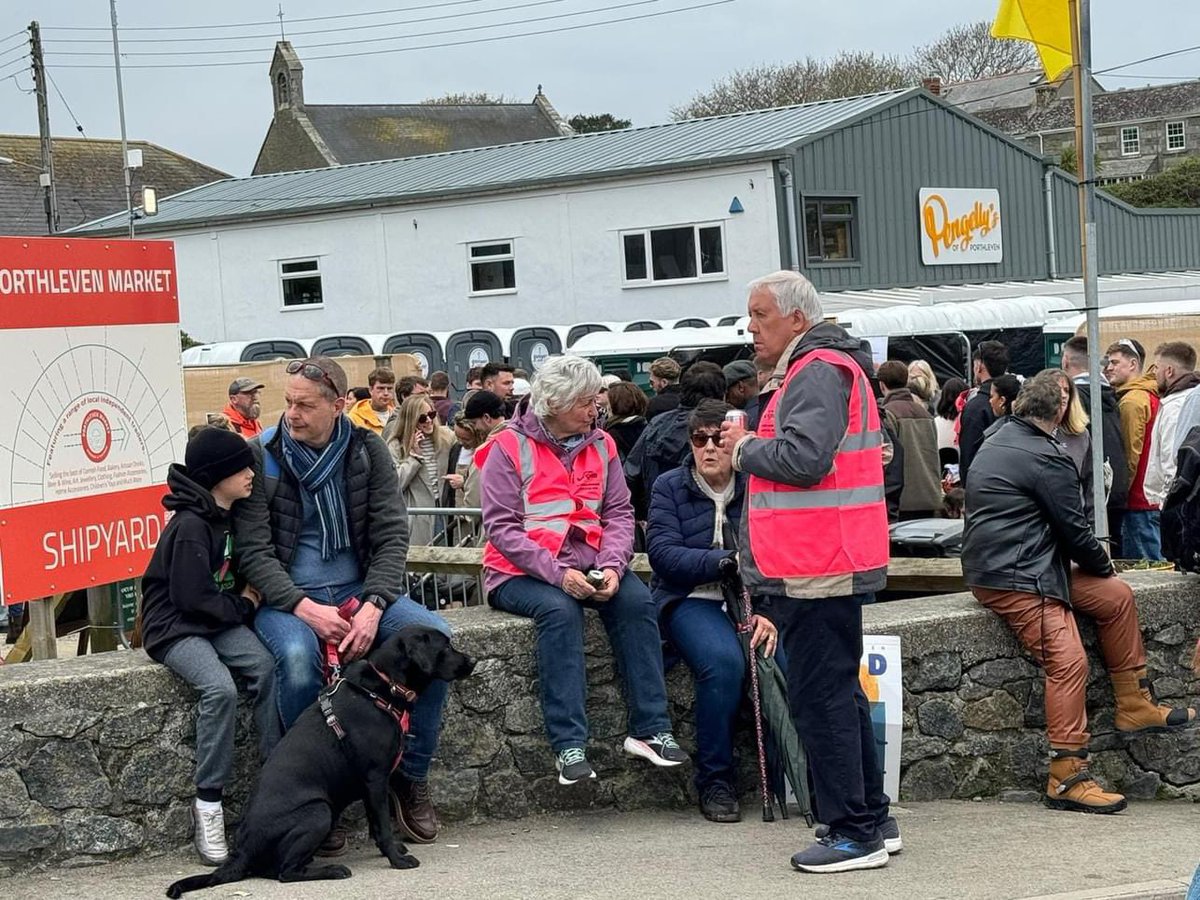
[
  {"x1": 416, "y1": 413, "x2": 432, "y2": 425},
  {"x1": 286, "y1": 359, "x2": 339, "y2": 394},
  {"x1": 690, "y1": 431, "x2": 724, "y2": 449}
]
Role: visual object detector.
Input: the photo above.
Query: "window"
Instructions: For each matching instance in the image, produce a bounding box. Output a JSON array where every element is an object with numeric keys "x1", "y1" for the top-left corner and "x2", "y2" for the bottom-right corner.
[
  {"x1": 621, "y1": 223, "x2": 725, "y2": 285},
  {"x1": 279, "y1": 258, "x2": 323, "y2": 308},
  {"x1": 804, "y1": 198, "x2": 857, "y2": 262},
  {"x1": 1167, "y1": 121, "x2": 1186, "y2": 152},
  {"x1": 468, "y1": 241, "x2": 516, "y2": 294},
  {"x1": 1120, "y1": 126, "x2": 1140, "y2": 156}
]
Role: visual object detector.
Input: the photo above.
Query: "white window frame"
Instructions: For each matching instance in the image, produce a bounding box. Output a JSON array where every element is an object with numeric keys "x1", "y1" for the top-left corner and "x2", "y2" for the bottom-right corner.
[
  {"x1": 1166, "y1": 120, "x2": 1186, "y2": 152},
  {"x1": 278, "y1": 257, "x2": 324, "y2": 311},
  {"x1": 619, "y1": 221, "x2": 727, "y2": 288},
  {"x1": 466, "y1": 240, "x2": 517, "y2": 297},
  {"x1": 1120, "y1": 126, "x2": 1140, "y2": 156}
]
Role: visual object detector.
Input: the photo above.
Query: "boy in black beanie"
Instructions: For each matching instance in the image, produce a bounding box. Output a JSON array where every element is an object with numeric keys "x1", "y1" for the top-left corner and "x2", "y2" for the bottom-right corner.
[{"x1": 141, "y1": 427, "x2": 282, "y2": 866}]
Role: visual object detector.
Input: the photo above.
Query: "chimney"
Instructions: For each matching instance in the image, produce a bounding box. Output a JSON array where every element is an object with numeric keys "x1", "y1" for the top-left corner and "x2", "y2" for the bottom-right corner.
[
  {"x1": 921, "y1": 76, "x2": 942, "y2": 97},
  {"x1": 1035, "y1": 84, "x2": 1056, "y2": 109}
]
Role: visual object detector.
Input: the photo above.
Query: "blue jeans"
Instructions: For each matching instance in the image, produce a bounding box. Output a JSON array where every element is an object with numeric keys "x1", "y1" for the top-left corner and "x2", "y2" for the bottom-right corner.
[
  {"x1": 491, "y1": 572, "x2": 671, "y2": 752},
  {"x1": 254, "y1": 583, "x2": 452, "y2": 781},
  {"x1": 1187, "y1": 863, "x2": 1200, "y2": 900},
  {"x1": 1122, "y1": 510, "x2": 1163, "y2": 560},
  {"x1": 661, "y1": 598, "x2": 746, "y2": 789}
]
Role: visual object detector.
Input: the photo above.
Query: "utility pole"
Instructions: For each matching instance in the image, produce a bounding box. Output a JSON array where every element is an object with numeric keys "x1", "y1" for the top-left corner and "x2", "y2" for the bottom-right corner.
[
  {"x1": 1069, "y1": 0, "x2": 1108, "y2": 543},
  {"x1": 28, "y1": 22, "x2": 58, "y2": 234},
  {"x1": 108, "y1": 0, "x2": 134, "y2": 239}
]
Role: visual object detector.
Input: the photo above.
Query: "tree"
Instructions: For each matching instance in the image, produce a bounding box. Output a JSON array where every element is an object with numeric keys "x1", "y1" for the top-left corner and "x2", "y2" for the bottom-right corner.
[
  {"x1": 180, "y1": 330, "x2": 202, "y2": 351},
  {"x1": 1105, "y1": 158, "x2": 1200, "y2": 208},
  {"x1": 568, "y1": 113, "x2": 632, "y2": 133},
  {"x1": 912, "y1": 20, "x2": 1039, "y2": 83},
  {"x1": 671, "y1": 51, "x2": 913, "y2": 120},
  {"x1": 421, "y1": 92, "x2": 512, "y2": 105},
  {"x1": 1055, "y1": 144, "x2": 1102, "y2": 179}
]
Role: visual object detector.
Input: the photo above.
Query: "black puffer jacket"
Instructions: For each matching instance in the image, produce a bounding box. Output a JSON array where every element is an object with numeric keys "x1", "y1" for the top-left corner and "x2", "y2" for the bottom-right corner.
[
  {"x1": 232, "y1": 423, "x2": 409, "y2": 612},
  {"x1": 1075, "y1": 379, "x2": 1129, "y2": 509},
  {"x1": 962, "y1": 416, "x2": 1113, "y2": 605}
]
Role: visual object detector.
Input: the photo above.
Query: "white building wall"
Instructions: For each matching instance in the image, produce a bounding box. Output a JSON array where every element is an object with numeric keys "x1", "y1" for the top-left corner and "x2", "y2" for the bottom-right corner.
[{"x1": 166, "y1": 162, "x2": 782, "y2": 343}]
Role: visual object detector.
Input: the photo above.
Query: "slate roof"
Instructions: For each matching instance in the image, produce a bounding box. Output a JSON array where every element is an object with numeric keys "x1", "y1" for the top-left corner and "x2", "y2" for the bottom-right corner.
[
  {"x1": 0, "y1": 135, "x2": 228, "y2": 236},
  {"x1": 71, "y1": 89, "x2": 911, "y2": 236},
  {"x1": 1032, "y1": 80, "x2": 1200, "y2": 131},
  {"x1": 940, "y1": 70, "x2": 1052, "y2": 112}
]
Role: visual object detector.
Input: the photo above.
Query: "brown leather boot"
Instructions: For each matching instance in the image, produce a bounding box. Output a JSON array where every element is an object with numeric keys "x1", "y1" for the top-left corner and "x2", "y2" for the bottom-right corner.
[
  {"x1": 1111, "y1": 668, "x2": 1197, "y2": 733},
  {"x1": 389, "y1": 773, "x2": 438, "y2": 844},
  {"x1": 1045, "y1": 749, "x2": 1127, "y2": 814}
]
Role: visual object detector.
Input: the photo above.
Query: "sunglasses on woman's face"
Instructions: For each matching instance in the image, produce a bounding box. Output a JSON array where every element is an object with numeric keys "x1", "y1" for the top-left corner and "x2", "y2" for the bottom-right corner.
[
  {"x1": 416, "y1": 413, "x2": 432, "y2": 425},
  {"x1": 690, "y1": 430, "x2": 724, "y2": 449}
]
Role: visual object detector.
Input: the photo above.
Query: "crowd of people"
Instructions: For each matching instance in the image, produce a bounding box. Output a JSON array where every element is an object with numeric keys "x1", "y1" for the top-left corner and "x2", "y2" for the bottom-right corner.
[{"x1": 133, "y1": 268, "x2": 1199, "y2": 879}]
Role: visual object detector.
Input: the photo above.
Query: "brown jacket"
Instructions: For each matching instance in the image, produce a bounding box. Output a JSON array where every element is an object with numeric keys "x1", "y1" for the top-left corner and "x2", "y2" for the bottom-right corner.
[
  {"x1": 881, "y1": 388, "x2": 943, "y2": 514},
  {"x1": 1115, "y1": 372, "x2": 1159, "y2": 483}
]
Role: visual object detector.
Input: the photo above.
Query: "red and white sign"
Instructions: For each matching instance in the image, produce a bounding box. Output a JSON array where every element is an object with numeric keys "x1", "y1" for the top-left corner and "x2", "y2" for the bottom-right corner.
[{"x1": 0, "y1": 237, "x2": 186, "y2": 604}]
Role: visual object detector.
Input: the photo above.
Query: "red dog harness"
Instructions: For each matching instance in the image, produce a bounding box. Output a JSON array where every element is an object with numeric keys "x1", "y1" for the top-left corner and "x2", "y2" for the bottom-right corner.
[{"x1": 319, "y1": 664, "x2": 416, "y2": 774}]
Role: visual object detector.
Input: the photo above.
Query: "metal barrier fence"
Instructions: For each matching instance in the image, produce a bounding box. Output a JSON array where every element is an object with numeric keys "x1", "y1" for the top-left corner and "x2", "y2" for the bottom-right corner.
[{"x1": 405, "y1": 507, "x2": 485, "y2": 609}]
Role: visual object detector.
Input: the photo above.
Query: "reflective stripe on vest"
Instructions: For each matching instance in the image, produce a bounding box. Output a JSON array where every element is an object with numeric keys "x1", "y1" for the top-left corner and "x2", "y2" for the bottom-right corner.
[
  {"x1": 747, "y1": 348, "x2": 889, "y2": 580},
  {"x1": 483, "y1": 429, "x2": 612, "y2": 576}
]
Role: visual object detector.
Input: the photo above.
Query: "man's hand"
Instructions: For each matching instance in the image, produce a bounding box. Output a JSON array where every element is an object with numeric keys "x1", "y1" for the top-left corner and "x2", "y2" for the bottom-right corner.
[
  {"x1": 443, "y1": 473, "x2": 464, "y2": 490},
  {"x1": 294, "y1": 597, "x2": 352, "y2": 643},
  {"x1": 561, "y1": 568, "x2": 597, "y2": 601},
  {"x1": 721, "y1": 418, "x2": 752, "y2": 451},
  {"x1": 747, "y1": 614, "x2": 778, "y2": 658},
  {"x1": 339, "y1": 602, "x2": 382, "y2": 662},
  {"x1": 591, "y1": 568, "x2": 621, "y2": 602}
]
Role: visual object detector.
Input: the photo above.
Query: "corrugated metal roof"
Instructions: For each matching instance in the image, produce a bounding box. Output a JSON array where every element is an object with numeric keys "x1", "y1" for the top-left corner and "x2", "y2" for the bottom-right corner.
[{"x1": 68, "y1": 89, "x2": 911, "y2": 235}]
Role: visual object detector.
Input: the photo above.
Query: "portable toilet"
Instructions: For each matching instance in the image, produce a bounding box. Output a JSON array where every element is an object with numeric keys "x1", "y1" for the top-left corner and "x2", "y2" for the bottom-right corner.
[
  {"x1": 445, "y1": 329, "x2": 503, "y2": 390},
  {"x1": 310, "y1": 334, "x2": 373, "y2": 358},
  {"x1": 566, "y1": 323, "x2": 611, "y2": 348},
  {"x1": 239, "y1": 339, "x2": 307, "y2": 362},
  {"x1": 511, "y1": 326, "x2": 563, "y2": 373},
  {"x1": 673, "y1": 317, "x2": 710, "y2": 329},
  {"x1": 624, "y1": 320, "x2": 663, "y2": 332},
  {"x1": 382, "y1": 332, "x2": 446, "y2": 378}
]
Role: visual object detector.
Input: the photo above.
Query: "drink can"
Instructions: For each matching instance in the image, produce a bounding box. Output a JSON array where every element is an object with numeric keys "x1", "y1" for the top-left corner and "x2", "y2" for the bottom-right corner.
[{"x1": 725, "y1": 410, "x2": 747, "y2": 426}]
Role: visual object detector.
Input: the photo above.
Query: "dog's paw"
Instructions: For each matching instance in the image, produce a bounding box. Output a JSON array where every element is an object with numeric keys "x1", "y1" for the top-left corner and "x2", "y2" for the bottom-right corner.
[
  {"x1": 389, "y1": 854, "x2": 420, "y2": 870},
  {"x1": 324, "y1": 864, "x2": 353, "y2": 879}
]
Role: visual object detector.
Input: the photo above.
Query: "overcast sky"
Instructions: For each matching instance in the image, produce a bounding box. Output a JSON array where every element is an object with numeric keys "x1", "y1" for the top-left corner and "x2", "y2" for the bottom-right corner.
[{"x1": 1, "y1": 0, "x2": 1197, "y2": 176}]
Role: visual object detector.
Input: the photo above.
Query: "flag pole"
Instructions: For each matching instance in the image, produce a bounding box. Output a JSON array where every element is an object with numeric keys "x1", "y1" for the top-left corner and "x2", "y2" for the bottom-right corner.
[{"x1": 1068, "y1": 0, "x2": 1109, "y2": 544}]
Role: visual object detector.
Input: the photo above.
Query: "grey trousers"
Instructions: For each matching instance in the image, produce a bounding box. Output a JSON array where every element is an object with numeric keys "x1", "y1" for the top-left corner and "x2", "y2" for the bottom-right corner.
[{"x1": 162, "y1": 626, "x2": 282, "y2": 795}]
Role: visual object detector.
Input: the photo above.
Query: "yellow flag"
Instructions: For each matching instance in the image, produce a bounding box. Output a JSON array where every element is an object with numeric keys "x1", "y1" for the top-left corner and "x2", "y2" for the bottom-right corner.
[{"x1": 991, "y1": 0, "x2": 1075, "y2": 81}]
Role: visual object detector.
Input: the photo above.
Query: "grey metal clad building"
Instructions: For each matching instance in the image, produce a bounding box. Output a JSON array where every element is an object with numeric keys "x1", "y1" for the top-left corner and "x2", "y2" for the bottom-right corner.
[{"x1": 71, "y1": 87, "x2": 1200, "y2": 297}]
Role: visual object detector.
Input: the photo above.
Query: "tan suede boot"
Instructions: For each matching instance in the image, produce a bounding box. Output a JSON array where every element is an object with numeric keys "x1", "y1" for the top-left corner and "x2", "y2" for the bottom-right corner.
[
  {"x1": 1045, "y1": 749, "x2": 1127, "y2": 814},
  {"x1": 1111, "y1": 668, "x2": 1198, "y2": 733}
]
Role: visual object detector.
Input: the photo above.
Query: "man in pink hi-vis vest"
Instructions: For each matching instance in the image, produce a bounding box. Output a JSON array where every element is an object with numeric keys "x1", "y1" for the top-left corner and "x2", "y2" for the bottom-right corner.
[{"x1": 722, "y1": 271, "x2": 894, "y2": 875}]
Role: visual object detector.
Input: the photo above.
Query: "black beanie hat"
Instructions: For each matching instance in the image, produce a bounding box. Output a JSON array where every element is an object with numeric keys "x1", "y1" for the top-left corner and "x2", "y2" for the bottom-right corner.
[{"x1": 185, "y1": 427, "x2": 255, "y2": 490}]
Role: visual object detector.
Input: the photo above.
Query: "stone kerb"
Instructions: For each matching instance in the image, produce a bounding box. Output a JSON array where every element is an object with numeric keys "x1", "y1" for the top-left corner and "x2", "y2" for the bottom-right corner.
[{"x1": 0, "y1": 571, "x2": 1197, "y2": 873}]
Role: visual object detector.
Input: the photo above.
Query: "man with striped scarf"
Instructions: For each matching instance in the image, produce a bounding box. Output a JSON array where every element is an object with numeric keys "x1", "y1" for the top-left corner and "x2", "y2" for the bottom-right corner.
[{"x1": 233, "y1": 356, "x2": 453, "y2": 854}]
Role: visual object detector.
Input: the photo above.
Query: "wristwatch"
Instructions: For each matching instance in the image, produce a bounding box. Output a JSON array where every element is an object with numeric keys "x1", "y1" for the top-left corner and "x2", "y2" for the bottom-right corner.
[{"x1": 363, "y1": 594, "x2": 387, "y2": 612}]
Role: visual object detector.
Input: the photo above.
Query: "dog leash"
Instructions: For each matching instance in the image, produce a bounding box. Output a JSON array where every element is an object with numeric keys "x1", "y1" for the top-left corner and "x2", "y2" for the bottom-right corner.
[{"x1": 322, "y1": 596, "x2": 362, "y2": 684}]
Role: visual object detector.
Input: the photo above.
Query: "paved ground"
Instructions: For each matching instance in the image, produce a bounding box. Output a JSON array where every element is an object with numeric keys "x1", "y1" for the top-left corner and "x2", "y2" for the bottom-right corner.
[{"x1": 15, "y1": 800, "x2": 1200, "y2": 900}]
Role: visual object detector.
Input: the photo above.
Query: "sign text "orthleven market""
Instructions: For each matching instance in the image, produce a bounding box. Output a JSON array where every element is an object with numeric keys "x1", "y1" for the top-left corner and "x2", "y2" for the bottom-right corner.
[{"x1": 0, "y1": 268, "x2": 175, "y2": 296}]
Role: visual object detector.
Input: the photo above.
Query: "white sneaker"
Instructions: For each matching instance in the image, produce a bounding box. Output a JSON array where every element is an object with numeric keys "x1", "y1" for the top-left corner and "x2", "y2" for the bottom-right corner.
[{"x1": 191, "y1": 799, "x2": 228, "y2": 866}]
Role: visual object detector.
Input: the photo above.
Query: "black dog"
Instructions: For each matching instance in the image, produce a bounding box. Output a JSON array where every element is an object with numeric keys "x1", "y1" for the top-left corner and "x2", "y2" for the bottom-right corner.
[{"x1": 166, "y1": 625, "x2": 474, "y2": 897}]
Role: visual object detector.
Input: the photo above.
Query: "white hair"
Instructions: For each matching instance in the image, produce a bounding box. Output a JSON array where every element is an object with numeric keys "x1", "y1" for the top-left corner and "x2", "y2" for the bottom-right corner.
[
  {"x1": 748, "y1": 270, "x2": 823, "y2": 324},
  {"x1": 530, "y1": 355, "x2": 603, "y2": 418}
]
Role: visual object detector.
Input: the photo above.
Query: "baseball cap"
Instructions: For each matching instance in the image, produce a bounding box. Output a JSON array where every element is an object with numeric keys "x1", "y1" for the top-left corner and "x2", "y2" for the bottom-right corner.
[
  {"x1": 228, "y1": 376, "x2": 265, "y2": 395},
  {"x1": 723, "y1": 360, "x2": 757, "y2": 385},
  {"x1": 463, "y1": 390, "x2": 505, "y2": 420}
]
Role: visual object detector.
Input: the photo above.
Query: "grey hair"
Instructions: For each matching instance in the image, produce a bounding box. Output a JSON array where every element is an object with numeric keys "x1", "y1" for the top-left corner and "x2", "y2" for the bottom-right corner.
[
  {"x1": 747, "y1": 270, "x2": 823, "y2": 323},
  {"x1": 530, "y1": 355, "x2": 603, "y2": 418}
]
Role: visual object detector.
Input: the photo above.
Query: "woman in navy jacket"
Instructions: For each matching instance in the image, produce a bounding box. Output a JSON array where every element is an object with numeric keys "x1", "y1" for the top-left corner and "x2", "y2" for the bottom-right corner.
[{"x1": 647, "y1": 399, "x2": 778, "y2": 823}]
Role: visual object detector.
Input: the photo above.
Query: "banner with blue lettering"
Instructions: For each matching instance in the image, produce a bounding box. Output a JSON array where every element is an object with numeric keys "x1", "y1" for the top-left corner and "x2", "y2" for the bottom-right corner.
[{"x1": 861, "y1": 635, "x2": 903, "y2": 803}]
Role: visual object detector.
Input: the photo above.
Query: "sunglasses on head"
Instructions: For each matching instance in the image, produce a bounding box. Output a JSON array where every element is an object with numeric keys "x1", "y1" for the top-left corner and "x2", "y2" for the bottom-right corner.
[
  {"x1": 285, "y1": 360, "x2": 339, "y2": 394},
  {"x1": 690, "y1": 431, "x2": 724, "y2": 449},
  {"x1": 1117, "y1": 338, "x2": 1142, "y2": 362}
]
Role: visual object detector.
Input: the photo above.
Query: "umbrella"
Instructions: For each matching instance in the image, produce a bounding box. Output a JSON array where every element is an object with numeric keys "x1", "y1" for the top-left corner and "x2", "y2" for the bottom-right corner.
[{"x1": 719, "y1": 560, "x2": 814, "y2": 826}]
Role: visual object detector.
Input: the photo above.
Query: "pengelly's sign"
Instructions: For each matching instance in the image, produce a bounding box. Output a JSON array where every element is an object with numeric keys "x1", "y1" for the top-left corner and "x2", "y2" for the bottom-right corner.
[
  {"x1": 0, "y1": 237, "x2": 186, "y2": 604},
  {"x1": 919, "y1": 188, "x2": 1003, "y2": 266}
]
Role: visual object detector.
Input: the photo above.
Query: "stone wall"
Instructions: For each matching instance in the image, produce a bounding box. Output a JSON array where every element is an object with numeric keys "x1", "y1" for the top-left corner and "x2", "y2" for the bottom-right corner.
[{"x1": 0, "y1": 571, "x2": 1197, "y2": 873}]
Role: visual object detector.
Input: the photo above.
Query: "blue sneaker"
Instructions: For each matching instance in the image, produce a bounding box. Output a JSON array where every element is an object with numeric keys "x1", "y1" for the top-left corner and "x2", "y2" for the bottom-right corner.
[
  {"x1": 791, "y1": 832, "x2": 889, "y2": 873},
  {"x1": 815, "y1": 816, "x2": 902, "y2": 854}
]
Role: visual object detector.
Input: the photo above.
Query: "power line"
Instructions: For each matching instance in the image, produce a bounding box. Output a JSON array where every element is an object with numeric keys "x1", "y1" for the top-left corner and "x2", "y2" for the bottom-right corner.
[
  {"x1": 0, "y1": 37, "x2": 29, "y2": 60},
  {"x1": 44, "y1": 0, "x2": 733, "y2": 69},
  {"x1": 1093, "y1": 43, "x2": 1200, "y2": 75},
  {"x1": 46, "y1": 70, "x2": 87, "y2": 137},
  {"x1": 0, "y1": 28, "x2": 27, "y2": 44},
  {"x1": 46, "y1": 0, "x2": 570, "y2": 43},
  {"x1": 0, "y1": 54, "x2": 30, "y2": 76},
  {"x1": 45, "y1": 0, "x2": 664, "y2": 58},
  {"x1": 41, "y1": 0, "x2": 517, "y2": 31}
]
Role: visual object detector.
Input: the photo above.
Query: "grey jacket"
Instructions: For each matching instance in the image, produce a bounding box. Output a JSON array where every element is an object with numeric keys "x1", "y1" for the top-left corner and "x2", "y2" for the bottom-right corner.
[
  {"x1": 232, "y1": 423, "x2": 410, "y2": 612},
  {"x1": 734, "y1": 323, "x2": 888, "y2": 599},
  {"x1": 881, "y1": 388, "x2": 943, "y2": 514}
]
